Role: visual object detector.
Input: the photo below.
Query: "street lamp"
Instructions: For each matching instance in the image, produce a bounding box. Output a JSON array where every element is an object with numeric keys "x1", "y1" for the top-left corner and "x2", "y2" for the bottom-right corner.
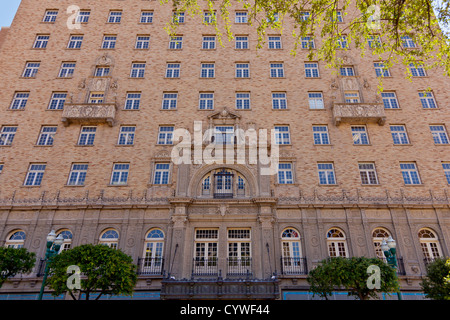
[
  {"x1": 381, "y1": 236, "x2": 402, "y2": 300},
  {"x1": 38, "y1": 230, "x2": 64, "y2": 300}
]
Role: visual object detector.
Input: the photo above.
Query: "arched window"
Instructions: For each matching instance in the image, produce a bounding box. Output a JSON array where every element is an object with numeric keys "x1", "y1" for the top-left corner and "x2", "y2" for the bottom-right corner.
[
  {"x1": 141, "y1": 229, "x2": 164, "y2": 274},
  {"x1": 5, "y1": 230, "x2": 26, "y2": 248},
  {"x1": 200, "y1": 168, "x2": 249, "y2": 199},
  {"x1": 372, "y1": 228, "x2": 391, "y2": 261},
  {"x1": 99, "y1": 229, "x2": 119, "y2": 249},
  {"x1": 57, "y1": 229, "x2": 73, "y2": 252},
  {"x1": 281, "y1": 228, "x2": 305, "y2": 274},
  {"x1": 418, "y1": 228, "x2": 442, "y2": 263},
  {"x1": 327, "y1": 228, "x2": 348, "y2": 257}
]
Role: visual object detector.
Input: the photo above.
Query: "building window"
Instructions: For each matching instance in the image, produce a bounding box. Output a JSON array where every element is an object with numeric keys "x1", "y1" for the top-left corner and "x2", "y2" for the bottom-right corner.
[
  {"x1": 166, "y1": 63, "x2": 181, "y2": 78},
  {"x1": 203, "y1": 11, "x2": 216, "y2": 24},
  {"x1": 57, "y1": 230, "x2": 73, "y2": 252},
  {"x1": 307, "y1": 92, "x2": 324, "y2": 109},
  {"x1": 400, "y1": 162, "x2": 421, "y2": 185},
  {"x1": 22, "y1": 62, "x2": 40, "y2": 78},
  {"x1": 153, "y1": 163, "x2": 170, "y2": 184},
  {"x1": 351, "y1": 126, "x2": 370, "y2": 145},
  {"x1": 313, "y1": 125, "x2": 330, "y2": 145},
  {"x1": 213, "y1": 126, "x2": 234, "y2": 145},
  {"x1": 270, "y1": 63, "x2": 284, "y2": 78},
  {"x1": 374, "y1": 62, "x2": 390, "y2": 77},
  {"x1": 430, "y1": 125, "x2": 449, "y2": 144},
  {"x1": 339, "y1": 66, "x2": 355, "y2": 76},
  {"x1": 304, "y1": 62, "x2": 319, "y2": 78},
  {"x1": 268, "y1": 36, "x2": 282, "y2": 49},
  {"x1": 235, "y1": 11, "x2": 248, "y2": 23},
  {"x1": 401, "y1": 35, "x2": 416, "y2": 48},
  {"x1": 419, "y1": 228, "x2": 442, "y2": 264},
  {"x1": 390, "y1": 125, "x2": 410, "y2": 145},
  {"x1": 281, "y1": 229, "x2": 304, "y2": 274},
  {"x1": 202, "y1": 36, "x2": 216, "y2": 49},
  {"x1": 67, "y1": 35, "x2": 83, "y2": 49},
  {"x1": 117, "y1": 126, "x2": 136, "y2": 145},
  {"x1": 37, "y1": 126, "x2": 57, "y2": 146},
  {"x1": 199, "y1": 93, "x2": 214, "y2": 110},
  {"x1": 359, "y1": 162, "x2": 379, "y2": 185},
  {"x1": 299, "y1": 11, "x2": 310, "y2": 21},
  {"x1": 140, "y1": 11, "x2": 154, "y2": 23},
  {"x1": 172, "y1": 12, "x2": 185, "y2": 23},
  {"x1": 227, "y1": 229, "x2": 251, "y2": 275},
  {"x1": 235, "y1": 63, "x2": 250, "y2": 78},
  {"x1": 274, "y1": 126, "x2": 291, "y2": 145},
  {"x1": 409, "y1": 62, "x2": 426, "y2": 77},
  {"x1": 142, "y1": 229, "x2": 164, "y2": 274},
  {"x1": 419, "y1": 91, "x2": 437, "y2": 109},
  {"x1": 318, "y1": 163, "x2": 336, "y2": 185},
  {"x1": 368, "y1": 35, "x2": 382, "y2": 48},
  {"x1": 125, "y1": 93, "x2": 141, "y2": 110},
  {"x1": 278, "y1": 163, "x2": 294, "y2": 184},
  {"x1": 110, "y1": 163, "x2": 130, "y2": 185},
  {"x1": 337, "y1": 35, "x2": 348, "y2": 49},
  {"x1": 58, "y1": 62, "x2": 76, "y2": 78},
  {"x1": 327, "y1": 228, "x2": 348, "y2": 257},
  {"x1": 0, "y1": 126, "x2": 17, "y2": 146},
  {"x1": 24, "y1": 164, "x2": 46, "y2": 186},
  {"x1": 102, "y1": 35, "x2": 117, "y2": 49},
  {"x1": 301, "y1": 36, "x2": 315, "y2": 49},
  {"x1": 344, "y1": 91, "x2": 360, "y2": 103},
  {"x1": 443, "y1": 163, "x2": 450, "y2": 184},
  {"x1": 236, "y1": 92, "x2": 250, "y2": 110},
  {"x1": 43, "y1": 10, "x2": 58, "y2": 22},
  {"x1": 94, "y1": 66, "x2": 110, "y2": 77},
  {"x1": 130, "y1": 63, "x2": 146, "y2": 78},
  {"x1": 0, "y1": 163, "x2": 3, "y2": 176},
  {"x1": 135, "y1": 36, "x2": 150, "y2": 49},
  {"x1": 200, "y1": 63, "x2": 215, "y2": 78},
  {"x1": 372, "y1": 228, "x2": 391, "y2": 261},
  {"x1": 272, "y1": 92, "x2": 287, "y2": 109},
  {"x1": 33, "y1": 35, "x2": 49, "y2": 49},
  {"x1": 108, "y1": 11, "x2": 122, "y2": 23},
  {"x1": 99, "y1": 229, "x2": 119, "y2": 249},
  {"x1": 193, "y1": 229, "x2": 218, "y2": 275},
  {"x1": 78, "y1": 126, "x2": 96, "y2": 146},
  {"x1": 162, "y1": 93, "x2": 178, "y2": 110},
  {"x1": 5, "y1": 230, "x2": 26, "y2": 248},
  {"x1": 381, "y1": 92, "x2": 399, "y2": 109},
  {"x1": 88, "y1": 92, "x2": 104, "y2": 104},
  {"x1": 169, "y1": 36, "x2": 183, "y2": 49},
  {"x1": 76, "y1": 10, "x2": 90, "y2": 23},
  {"x1": 158, "y1": 126, "x2": 174, "y2": 145},
  {"x1": 67, "y1": 163, "x2": 88, "y2": 186},
  {"x1": 235, "y1": 36, "x2": 249, "y2": 49},
  {"x1": 10, "y1": 92, "x2": 29, "y2": 110},
  {"x1": 47, "y1": 92, "x2": 67, "y2": 110}
]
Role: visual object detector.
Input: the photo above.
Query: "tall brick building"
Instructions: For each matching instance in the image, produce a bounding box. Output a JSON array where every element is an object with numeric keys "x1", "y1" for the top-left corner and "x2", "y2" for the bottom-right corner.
[{"x1": 0, "y1": 0, "x2": 449, "y2": 300}]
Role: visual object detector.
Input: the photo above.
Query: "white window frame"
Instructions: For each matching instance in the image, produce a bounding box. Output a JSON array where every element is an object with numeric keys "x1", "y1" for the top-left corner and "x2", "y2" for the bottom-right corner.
[
  {"x1": 313, "y1": 125, "x2": 330, "y2": 145},
  {"x1": 381, "y1": 92, "x2": 399, "y2": 109},
  {"x1": 272, "y1": 92, "x2": 287, "y2": 109},
  {"x1": 166, "y1": 63, "x2": 181, "y2": 78},
  {"x1": 24, "y1": 164, "x2": 46, "y2": 186},
  {"x1": 268, "y1": 36, "x2": 282, "y2": 49},
  {"x1": 110, "y1": 163, "x2": 130, "y2": 185},
  {"x1": 358, "y1": 162, "x2": 379, "y2": 185},
  {"x1": 78, "y1": 126, "x2": 97, "y2": 146},
  {"x1": 236, "y1": 92, "x2": 251, "y2": 110},
  {"x1": 200, "y1": 63, "x2": 215, "y2": 78},
  {"x1": 270, "y1": 63, "x2": 284, "y2": 78},
  {"x1": 400, "y1": 162, "x2": 421, "y2": 185},
  {"x1": 199, "y1": 93, "x2": 214, "y2": 110},
  {"x1": 37, "y1": 126, "x2": 57, "y2": 146},
  {"x1": 390, "y1": 125, "x2": 410, "y2": 145},
  {"x1": 162, "y1": 93, "x2": 178, "y2": 110},
  {"x1": 153, "y1": 163, "x2": 171, "y2": 185},
  {"x1": 33, "y1": 35, "x2": 50, "y2": 49},
  {"x1": 235, "y1": 36, "x2": 249, "y2": 49},
  {"x1": 0, "y1": 126, "x2": 17, "y2": 146},
  {"x1": 130, "y1": 63, "x2": 146, "y2": 78},
  {"x1": 304, "y1": 62, "x2": 319, "y2": 78},
  {"x1": 22, "y1": 62, "x2": 40, "y2": 78},
  {"x1": 108, "y1": 11, "x2": 122, "y2": 23},
  {"x1": 135, "y1": 36, "x2": 150, "y2": 49},
  {"x1": 102, "y1": 35, "x2": 117, "y2": 49},
  {"x1": 157, "y1": 126, "x2": 174, "y2": 145},
  {"x1": 318, "y1": 163, "x2": 336, "y2": 185},
  {"x1": 124, "y1": 92, "x2": 141, "y2": 110},
  {"x1": 235, "y1": 63, "x2": 250, "y2": 78},
  {"x1": 67, "y1": 35, "x2": 83, "y2": 49},
  {"x1": 117, "y1": 126, "x2": 136, "y2": 145},
  {"x1": 430, "y1": 125, "x2": 449, "y2": 144},
  {"x1": 10, "y1": 92, "x2": 29, "y2": 110},
  {"x1": 58, "y1": 62, "x2": 76, "y2": 78},
  {"x1": 67, "y1": 163, "x2": 88, "y2": 186},
  {"x1": 274, "y1": 126, "x2": 291, "y2": 145}
]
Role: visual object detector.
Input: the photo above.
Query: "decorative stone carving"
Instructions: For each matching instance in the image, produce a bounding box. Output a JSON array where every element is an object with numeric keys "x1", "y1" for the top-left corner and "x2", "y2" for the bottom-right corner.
[
  {"x1": 216, "y1": 204, "x2": 229, "y2": 216},
  {"x1": 62, "y1": 103, "x2": 117, "y2": 127},
  {"x1": 332, "y1": 103, "x2": 386, "y2": 126}
]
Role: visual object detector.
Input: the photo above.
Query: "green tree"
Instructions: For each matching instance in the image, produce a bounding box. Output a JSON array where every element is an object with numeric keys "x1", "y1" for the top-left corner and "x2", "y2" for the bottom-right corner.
[
  {"x1": 0, "y1": 247, "x2": 36, "y2": 288},
  {"x1": 420, "y1": 257, "x2": 450, "y2": 300},
  {"x1": 162, "y1": 0, "x2": 450, "y2": 81},
  {"x1": 45, "y1": 244, "x2": 138, "y2": 300},
  {"x1": 307, "y1": 256, "x2": 399, "y2": 300}
]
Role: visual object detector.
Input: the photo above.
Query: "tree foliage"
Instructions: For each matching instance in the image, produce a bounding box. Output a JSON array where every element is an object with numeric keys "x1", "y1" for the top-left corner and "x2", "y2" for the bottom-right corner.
[
  {"x1": 0, "y1": 247, "x2": 36, "y2": 288},
  {"x1": 162, "y1": 0, "x2": 450, "y2": 79},
  {"x1": 307, "y1": 256, "x2": 399, "y2": 300},
  {"x1": 45, "y1": 244, "x2": 138, "y2": 300},
  {"x1": 420, "y1": 257, "x2": 450, "y2": 300}
]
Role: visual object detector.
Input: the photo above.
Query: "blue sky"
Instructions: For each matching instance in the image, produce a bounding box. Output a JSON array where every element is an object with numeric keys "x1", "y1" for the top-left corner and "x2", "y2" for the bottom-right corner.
[{"x1": 0, "y1": 0, "x2": 21, "y2": 27}]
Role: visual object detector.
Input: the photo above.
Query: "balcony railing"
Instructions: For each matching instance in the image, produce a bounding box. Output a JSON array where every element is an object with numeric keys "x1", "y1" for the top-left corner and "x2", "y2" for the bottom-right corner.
[
  {"x1": 280, "y1": 257, "x2": 308, "y2": 275},
  {"x1": 332, "y1": 103, "x2": 386, "y2": 126},
  {"x1": 137, "y1": 257, "x2": 164, "y2": 276},
  {"x1": 227, "y1": 257, "x2": 252, "y2": 276},
  {"x1": 192, "y1": 258, "x2": 219, "y2": 276},
  {"x1": 61, "y1": 103, "x2": 117, "y2": 127}
]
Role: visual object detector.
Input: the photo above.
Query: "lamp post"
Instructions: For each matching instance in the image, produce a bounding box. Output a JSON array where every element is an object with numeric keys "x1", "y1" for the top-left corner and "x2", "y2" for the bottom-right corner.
[
  {"x1": 38, "y1": 230, "x2": 64, "y2": 300},
  {"x1": 381, "y1": 236, "x2": 402, "y2": 300}
]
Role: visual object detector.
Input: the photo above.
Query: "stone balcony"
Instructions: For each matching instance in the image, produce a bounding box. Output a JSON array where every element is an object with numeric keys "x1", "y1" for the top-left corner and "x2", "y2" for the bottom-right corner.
[
  {"x1": 61, "y1": 103, "x2": 117, "y2": 127},
  {"x1": 332, "y1": 103, "x2": 386, "y2": 126}
]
